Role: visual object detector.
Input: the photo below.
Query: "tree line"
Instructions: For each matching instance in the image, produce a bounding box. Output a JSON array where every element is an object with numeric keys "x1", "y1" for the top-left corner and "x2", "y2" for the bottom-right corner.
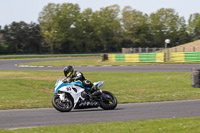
[{"x1": 0, "y1": 3, "x2": 200, "y2": 54}]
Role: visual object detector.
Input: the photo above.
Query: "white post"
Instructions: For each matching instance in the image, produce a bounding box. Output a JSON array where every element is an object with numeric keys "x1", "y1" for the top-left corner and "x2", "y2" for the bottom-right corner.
[{"x1": 164, "y1": 39, "x2": 170, "y2": 62}]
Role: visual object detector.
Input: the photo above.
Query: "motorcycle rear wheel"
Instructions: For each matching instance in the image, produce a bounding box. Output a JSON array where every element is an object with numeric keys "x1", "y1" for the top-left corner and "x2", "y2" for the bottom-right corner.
[
  {"x1": 100, "y1": 91, "x2": 117, "y2": 110},
  {"x1": 52, "y1": 94, "x2": 74, "y2": 112}
]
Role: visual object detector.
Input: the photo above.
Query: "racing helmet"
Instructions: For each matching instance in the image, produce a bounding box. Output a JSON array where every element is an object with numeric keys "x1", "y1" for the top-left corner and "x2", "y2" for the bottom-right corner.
[{"x1": 63, "y1": 66, "x2": 74, "y2": 77}]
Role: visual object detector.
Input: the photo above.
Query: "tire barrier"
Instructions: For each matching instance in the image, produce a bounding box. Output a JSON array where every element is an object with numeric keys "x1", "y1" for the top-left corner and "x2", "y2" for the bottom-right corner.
[
  {"x1": 105, "y1": 52, "x2": 200, "y2": 62},
  {"x1": 191, "y1": 68, "x2": 200, "y2": 88},
  {"x1": 171, "y1": 52, "x2": 200, "y2": 62},
  {"x1": 107, "y1": 53, "x2": 164, "y2": 62}
]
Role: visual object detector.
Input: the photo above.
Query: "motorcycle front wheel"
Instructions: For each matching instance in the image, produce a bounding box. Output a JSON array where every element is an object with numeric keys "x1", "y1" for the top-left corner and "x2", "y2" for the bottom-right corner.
[
  {"x1": 100, "y1": 91, "x2": 117, "y2": 110},
  {"x1": 52, "y1": 94, "x2": 74, "y2": 112}
]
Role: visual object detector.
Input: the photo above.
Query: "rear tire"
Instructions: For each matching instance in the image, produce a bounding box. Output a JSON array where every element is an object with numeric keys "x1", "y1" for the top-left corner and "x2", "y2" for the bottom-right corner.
[
  {"x1": 52, "y1": 94, "x2": 74, "y2": 112},
  {"x1": 100, "y1": 91, "x2": 117, "y2": 110}
]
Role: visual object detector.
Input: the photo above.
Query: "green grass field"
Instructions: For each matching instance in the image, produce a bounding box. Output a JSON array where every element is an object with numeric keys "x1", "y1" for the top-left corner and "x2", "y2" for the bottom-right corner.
[
  {"x1": 0, "y1": 117, "x2": 199, "y2": 133},
  {"x1": 0, "y1": 70, "x2": 199, "y2": 110}
]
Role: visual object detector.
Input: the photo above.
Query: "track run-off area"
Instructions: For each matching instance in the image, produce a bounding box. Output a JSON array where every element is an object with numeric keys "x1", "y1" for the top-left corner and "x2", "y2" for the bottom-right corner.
[
  {"x1": 0, "y1": 57, "x2": 200, "y2": 72},
  {"x1": 0, "y1": 57, "x2": 200, "y2": 129}
]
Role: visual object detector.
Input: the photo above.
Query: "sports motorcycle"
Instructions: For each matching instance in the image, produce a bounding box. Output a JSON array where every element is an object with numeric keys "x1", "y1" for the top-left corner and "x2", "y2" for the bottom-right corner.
[{"x1": 52, "y1": 78, "x2": 117, "y2": 112}]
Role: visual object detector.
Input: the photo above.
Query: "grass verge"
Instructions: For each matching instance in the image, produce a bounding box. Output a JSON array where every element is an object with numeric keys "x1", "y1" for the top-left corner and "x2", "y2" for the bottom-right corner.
[
  {"x1": 0, "y1": 54, "x2": 100, "y2": 59},
  {"x1": 19, "y1": 59, "x2": 200, "y2": 67},
  {"x1": 0, "y1": 117, "x2": 200, "y2": 133},
  {"x1": 0, "y1": 70, "x2": 199, "y2": 110}
]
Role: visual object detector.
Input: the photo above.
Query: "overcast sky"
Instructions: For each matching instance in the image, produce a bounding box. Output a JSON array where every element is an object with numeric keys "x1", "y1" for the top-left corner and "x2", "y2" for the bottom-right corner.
[{"x1": 0, "y1": 0, "x2": 200, "y2": 27}]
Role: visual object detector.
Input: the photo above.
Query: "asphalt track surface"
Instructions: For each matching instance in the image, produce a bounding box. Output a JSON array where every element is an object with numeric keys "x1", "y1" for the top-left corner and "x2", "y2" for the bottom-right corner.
[
  {"x1": 0, "y1": 58, "x2": 200, "y2": 129},
  {"x1": 0, "y1": 57, "x2": 200, "y2": 72},
  {"x1": 0, "y1": 100, "x2": 200, "y2": 129}
]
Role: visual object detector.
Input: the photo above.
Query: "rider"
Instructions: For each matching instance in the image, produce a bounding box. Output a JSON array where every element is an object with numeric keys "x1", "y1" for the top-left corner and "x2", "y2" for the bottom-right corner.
[{"x1": 63, "y1": 65, "x2": 99, "y2": 95}]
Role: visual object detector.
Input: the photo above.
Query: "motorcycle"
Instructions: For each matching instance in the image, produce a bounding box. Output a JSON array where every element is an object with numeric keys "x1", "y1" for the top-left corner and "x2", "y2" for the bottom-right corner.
[{"x1": 52, "y1": 78, "x2": 117, "y2": 112}]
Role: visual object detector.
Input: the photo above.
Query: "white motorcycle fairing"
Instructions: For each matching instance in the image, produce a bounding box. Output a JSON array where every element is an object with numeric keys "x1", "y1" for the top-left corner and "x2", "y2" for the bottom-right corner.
[
  {"x1": 52, "y1": 78, "x2": 117, "y2": 112},
  {"x1": 54, "y1": 79, "x2": 91, "y2": 107}
]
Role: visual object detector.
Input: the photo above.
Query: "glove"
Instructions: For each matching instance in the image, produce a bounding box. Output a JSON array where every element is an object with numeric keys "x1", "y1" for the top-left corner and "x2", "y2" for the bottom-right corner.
[
  {"x1": 69, "y1": 78, "x2": 74, "y2": 82},
  {"x1": 63, "y1": 78, "x2": 74, "y2": 83}
]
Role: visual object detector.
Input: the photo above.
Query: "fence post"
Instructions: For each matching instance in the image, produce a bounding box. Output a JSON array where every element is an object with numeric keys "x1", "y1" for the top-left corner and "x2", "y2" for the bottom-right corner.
[
  {"x1": 139, "y1": 47, "x2": 142, "y2": 53},
  {"x1": 193, "y1": 47, "x2": 195, "y2": 52},
  {"x1": 122, "y1": 48, "x2": 126, "y2": 54},
  {"x1": 164, "y1": 48, "x2": 170, "y2": 62},
  {"x1": 146, "y1": 47, "x2": 149, "y2": 53},
  {"x1": 153, "y1": 48, "x2": 156, "y2": 53},
  {"x1": 130, "y1": 47, "x2": 133, "y2": 53}
]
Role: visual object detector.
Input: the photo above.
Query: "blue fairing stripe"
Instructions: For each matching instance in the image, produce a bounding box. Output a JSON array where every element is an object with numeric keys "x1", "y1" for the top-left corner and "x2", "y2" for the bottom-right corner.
[
  {"x1": 54, "y1": 81, "x2": 90, "y2": 94},
  {"x1": 74, "y1": 81, "x2": 91, "y2": 90},
  {"x1": 55, "y1": 82, "x2": 67, "y2": 93}
]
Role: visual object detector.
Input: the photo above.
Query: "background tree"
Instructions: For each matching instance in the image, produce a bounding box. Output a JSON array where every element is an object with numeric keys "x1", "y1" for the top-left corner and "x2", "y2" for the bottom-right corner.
[
  {"x1": 0, "y1": 26, "x2": 8, "y2": 54},
  {"x1": 73, "y1": 8, "x2": 95, "y2": 53},
  {"x1": 3, "y1": 21, "x2": 29, "y2": 53},
  {"x1": 1, "y1": 4, "x2": 200, "y2": 54},
  {"x1": 56, "y1": 3, "x2": 81, "y2": 53},
  {"x1": 1, "y1": 21, "x2": 42, "y2": 54},
  {"x1": 38, "y1": 3, "x2": 59, "y2": 54},
  {"x1": 149, "y1": 8, "x2": 187, "y2": 47},
  {"x1": 38, "y1": 3, "x2": 81, "y2": 53},
  {"x1": 121, "y1": 6, "x2": 150, "y2": 48},
  {"x1": 188, "y1": 13, "x2": 200, "y2": 40},
  {"x1": 91, "y1": 5, "x2": 121, "y2": 52},
  {"x1": 24, "y1": 22, "x2": 42, "y2": 53}
]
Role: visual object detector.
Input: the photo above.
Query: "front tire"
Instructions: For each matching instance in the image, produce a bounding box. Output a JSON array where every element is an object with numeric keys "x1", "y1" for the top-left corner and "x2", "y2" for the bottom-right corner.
[
  {"x1": 52, "y1": 94, "x2": 74, "y2": 112},
  {"x1": 100, "y1": 91, "x2": 117, "y2": 110}
]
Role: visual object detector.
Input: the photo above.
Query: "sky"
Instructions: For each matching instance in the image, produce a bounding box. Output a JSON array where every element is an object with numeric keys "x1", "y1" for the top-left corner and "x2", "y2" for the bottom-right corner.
[{"x1": 0, "y1": 0, "x2": 200, "y2": 27}]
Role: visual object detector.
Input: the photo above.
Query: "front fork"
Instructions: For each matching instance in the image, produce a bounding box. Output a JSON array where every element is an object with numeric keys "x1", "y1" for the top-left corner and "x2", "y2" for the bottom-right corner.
[{"x1": 57, "y1": 93, "x2": 65, "y2": 102}]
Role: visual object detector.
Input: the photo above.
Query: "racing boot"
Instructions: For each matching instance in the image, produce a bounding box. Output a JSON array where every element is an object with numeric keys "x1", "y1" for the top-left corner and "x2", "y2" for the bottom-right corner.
[{"x1": 91, "y1": 85, "x2": 101, "y2": 96}]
